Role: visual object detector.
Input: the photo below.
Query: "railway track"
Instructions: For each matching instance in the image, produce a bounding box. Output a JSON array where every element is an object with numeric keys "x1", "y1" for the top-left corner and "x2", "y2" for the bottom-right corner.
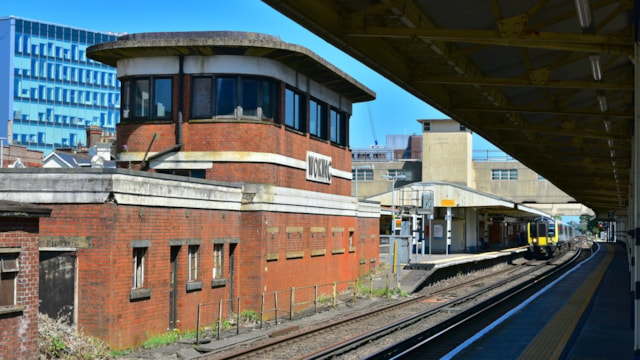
[{"x1": 206, "y1": 246, "x2": 584, "y2": 359}]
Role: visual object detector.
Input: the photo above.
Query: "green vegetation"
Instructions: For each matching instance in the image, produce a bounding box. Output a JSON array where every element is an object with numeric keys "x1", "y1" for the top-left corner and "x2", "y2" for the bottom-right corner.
[
  {"x1": 141, "y1": 329, "x2": 182, "y2": 349},
  {"x1": 240, "y1": 309, "x2": 259, "y2": 324},
  {"x1": 38, "y1": 312, "x2": 113, "y2": 359}
]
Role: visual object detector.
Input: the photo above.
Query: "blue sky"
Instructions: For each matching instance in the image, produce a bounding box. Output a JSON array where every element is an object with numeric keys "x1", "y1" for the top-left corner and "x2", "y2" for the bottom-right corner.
[{"x1": 0, "y1": 0, "x2": 500, "y2": 151}]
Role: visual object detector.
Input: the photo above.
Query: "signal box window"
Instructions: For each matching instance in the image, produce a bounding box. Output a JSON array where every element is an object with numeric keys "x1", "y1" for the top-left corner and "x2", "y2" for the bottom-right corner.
[
  {"x1": 330, "y1": 108, "x2": 347, "y2": 146},
  {"x1": 191, "y1": 75, "x2": 278, "y2": 121},
  {"x1": 121, "y1": 76, "x2": 173, "y2": 121},
  {"x1": 216, "y1": 77, "x2": 237, "y2": 116},
  {"x1": 285, "y1": 87, "x2": 305, "y2": 132},
  {"x1": 310, "y1": 98, "x2": 327, "y2": 140}
]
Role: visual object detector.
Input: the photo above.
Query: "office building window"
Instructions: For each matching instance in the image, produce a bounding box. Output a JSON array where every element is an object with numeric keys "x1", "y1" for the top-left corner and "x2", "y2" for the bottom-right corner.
[
  {"x1": 492, "y1": 169, "x2": 518, "y2": 180},
  {"x1": 387, "y1": 169, "x2": 413, "y2": 181},
  {"x1": 352, "y1": 169, "x2": 373, "y2": 181}
]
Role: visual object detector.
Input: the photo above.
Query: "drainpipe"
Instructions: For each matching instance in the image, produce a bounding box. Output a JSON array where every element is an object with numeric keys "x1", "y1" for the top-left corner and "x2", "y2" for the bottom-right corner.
[{"x1": 177, "y1": 55, "x2": 184, "y2": 146}]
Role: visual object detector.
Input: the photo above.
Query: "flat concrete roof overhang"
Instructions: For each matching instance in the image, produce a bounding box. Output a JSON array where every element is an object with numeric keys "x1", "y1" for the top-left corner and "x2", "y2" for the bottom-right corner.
[
  {"x1": 87, "y1": 31, "x2": 375, "y2": 103},
  {"x1": 370, "y1": 181, "x2": 551, "y2": 219},
  {"x1": 263, "y1": 0, "x2": 635, "y2": 219}
]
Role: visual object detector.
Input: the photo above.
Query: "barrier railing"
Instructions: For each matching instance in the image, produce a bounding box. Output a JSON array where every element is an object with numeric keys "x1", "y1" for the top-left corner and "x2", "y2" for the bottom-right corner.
[
  {"x1": 195, "y1": 276, "x2": 393, "y2": 341},
  {"x1": 196, "y1": 297, "x2": 240, "y2": 343}
]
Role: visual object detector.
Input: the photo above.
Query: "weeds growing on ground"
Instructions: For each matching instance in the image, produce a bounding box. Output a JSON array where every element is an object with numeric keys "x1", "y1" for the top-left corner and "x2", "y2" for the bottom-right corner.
[{"x1": 38, "y1": 312, "x2": 113, "y2": 359}]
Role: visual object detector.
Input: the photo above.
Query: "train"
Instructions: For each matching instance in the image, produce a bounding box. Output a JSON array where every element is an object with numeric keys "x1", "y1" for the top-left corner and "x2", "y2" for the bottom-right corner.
[{"x1": 526, "y1": 217, "x2": 574, "y2": 258}]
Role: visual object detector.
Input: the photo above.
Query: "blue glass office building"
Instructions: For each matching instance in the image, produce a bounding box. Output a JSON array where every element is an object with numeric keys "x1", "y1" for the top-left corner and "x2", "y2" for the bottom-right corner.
[{"x1": 0, "y1": 16, "x2": 120, "y2": 154}]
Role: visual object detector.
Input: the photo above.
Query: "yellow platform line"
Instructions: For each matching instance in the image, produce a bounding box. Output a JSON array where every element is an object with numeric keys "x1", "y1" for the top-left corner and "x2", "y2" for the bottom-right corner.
[{"x1": 518, "y1": 243, "x2": 615, "y2": 360}]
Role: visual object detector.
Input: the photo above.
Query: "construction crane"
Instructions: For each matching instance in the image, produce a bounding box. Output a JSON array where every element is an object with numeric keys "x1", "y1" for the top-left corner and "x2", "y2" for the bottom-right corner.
[{"x1": 367, "y1": 103, "x2": 379, "y2": 147}]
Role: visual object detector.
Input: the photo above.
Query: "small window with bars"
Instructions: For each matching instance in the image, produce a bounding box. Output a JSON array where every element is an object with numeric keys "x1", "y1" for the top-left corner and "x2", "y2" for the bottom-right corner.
[{"x1": 491, "y1": 169, "x2": 518, "y2": 180}]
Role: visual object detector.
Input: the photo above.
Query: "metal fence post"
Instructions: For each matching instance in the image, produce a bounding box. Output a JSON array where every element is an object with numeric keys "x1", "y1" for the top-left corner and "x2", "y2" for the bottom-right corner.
[
  {"x1": 369, "y1": 277, "x2": 373, "y2": 299},
  {"x1": 314, "y1": 284, "x2": 318, "y2": 314},
  {"x1": 260, "y1": 293, "x2": 265, "y2": 329},
  {"x1": 353, "y1": 280, "x2": 357, "y2": 304},
  {"x1": 386, "y1": 273, "x2": 390, "y2": 298},
  {"x1": 196, "y1": 303, "x2": 201, "y2": 345},
  {"x1": 274, "y1": 291, "x2": 279, "y2": 325},
  {"x1": 236, "y1": 297, "x2": 240, "y2": 335},
  {"x1": 217, "y1": 299, "x2": 223, "y2": 340},
  {"x1": 290, "y1": 286, "x2": 295, "y2": 320},
  {"x1": 332, "y1": 282, "x2": 337, "y2": 308}
]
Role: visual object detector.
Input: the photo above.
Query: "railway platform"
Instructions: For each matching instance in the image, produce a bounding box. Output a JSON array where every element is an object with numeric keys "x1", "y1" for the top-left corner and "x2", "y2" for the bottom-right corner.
[
  {"x1": 437, "y1": 241, "x2": 633, "y2": 359},
  {"x1": 389, "y1": 247, "x2": 528, "y2": 293}
]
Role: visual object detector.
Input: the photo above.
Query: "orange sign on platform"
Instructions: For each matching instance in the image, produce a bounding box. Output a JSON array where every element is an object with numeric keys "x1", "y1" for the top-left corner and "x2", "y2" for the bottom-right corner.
[{"x1": 441, "y1": 199, "x2": 455, "y2": 207}]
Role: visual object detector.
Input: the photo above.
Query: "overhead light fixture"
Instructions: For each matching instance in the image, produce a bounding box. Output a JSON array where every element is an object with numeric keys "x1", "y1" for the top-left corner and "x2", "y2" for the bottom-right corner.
[
  {"x1": 597, "y1": 94, "x2": 608, "y2": 112},
  {"x1": 589, "y1": 55, "x2": 602, "y2": 80},
  {"x1": 575, "y1": 0, "x2": 592, "y2": 28},
  {"x1": 603, "y1": 120, "x2": 611, "y2": 132}
]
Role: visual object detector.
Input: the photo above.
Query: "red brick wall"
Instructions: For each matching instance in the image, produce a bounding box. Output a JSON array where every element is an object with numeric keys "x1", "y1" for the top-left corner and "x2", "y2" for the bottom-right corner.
[
  {"x1": 118, "y1": 121, "x2": 353, "y2": 195},
  {"x1": 40, "y1": 203, "x2": 241, "y2": 349},
  {"x1": 37, "y1": 201, "x2": 378, "y2": 349},
  {"x1": 0, "y1": 218, "x2": 40, "y2": 359},
  {"x1": 238, "y1": 211, "x2": 379, "y2": 311}
]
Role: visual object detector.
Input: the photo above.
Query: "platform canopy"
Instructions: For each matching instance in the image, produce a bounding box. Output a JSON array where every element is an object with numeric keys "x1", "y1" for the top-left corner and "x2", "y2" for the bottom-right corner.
[
  {"x1": 263, "y1": 0, "x2": 635, "y2": 219},
  {"x1": 368, "y1": 182, "x2": 552, "y2": 219}
]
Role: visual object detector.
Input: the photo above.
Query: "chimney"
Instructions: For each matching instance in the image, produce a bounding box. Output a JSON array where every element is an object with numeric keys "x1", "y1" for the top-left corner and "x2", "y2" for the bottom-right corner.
[{"x1": 86, "y1": 126, "x2": 102, "y2": 148}]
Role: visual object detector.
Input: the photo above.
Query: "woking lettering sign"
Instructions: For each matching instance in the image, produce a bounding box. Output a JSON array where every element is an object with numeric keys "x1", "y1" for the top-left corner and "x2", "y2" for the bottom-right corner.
[{"x1": 306, "y1": 151, "x2": 332, "y2": 184}]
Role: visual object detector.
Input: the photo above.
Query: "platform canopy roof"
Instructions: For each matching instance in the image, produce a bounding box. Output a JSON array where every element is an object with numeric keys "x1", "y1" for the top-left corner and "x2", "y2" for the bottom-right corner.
[
  {"x1": 263, "y1": 0, "x2": 635, "y2": 219},
  {"x1": 369, "y1": 182, "x2": 551, "y2": 219}
]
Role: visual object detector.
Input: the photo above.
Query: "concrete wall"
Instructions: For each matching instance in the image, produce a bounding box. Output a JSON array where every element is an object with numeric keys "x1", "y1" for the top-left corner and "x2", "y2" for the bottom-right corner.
[
  {"x1": 352, "y1": 161, "x2": 421, "y2": 199},
  {"x1": 421, "y1": 120, "x2": 472, "y2": 186},
  {"x1": 472, "y1": 161, "x2": 574, "y2": 203}
]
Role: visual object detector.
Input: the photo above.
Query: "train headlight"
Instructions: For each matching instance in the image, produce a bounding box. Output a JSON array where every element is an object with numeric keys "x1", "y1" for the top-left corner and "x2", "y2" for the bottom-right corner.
[{"x1": 532, "y1": 238, "x2": 538, "y2": 244}]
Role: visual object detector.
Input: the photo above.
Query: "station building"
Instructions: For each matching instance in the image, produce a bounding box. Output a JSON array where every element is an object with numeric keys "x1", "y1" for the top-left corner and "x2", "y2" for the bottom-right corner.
[
  {"x1": 0, "y1": 201, "x2": 50, "y2": 359},
  {"x1": 0, "y1": 31, "x2": 379, "y2": 349},
  {"x1": 353, "y1": 119, "x2": 587, "y2": 254}
]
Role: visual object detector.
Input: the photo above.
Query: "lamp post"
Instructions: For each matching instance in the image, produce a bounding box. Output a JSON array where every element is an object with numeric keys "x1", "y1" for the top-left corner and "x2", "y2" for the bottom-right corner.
[
  {"x1": 353, "y1": 165, "x2": 372, "y2": 199},
  {"x1": 382, "y1": 173, "x2": 406, "y2": 288}
]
